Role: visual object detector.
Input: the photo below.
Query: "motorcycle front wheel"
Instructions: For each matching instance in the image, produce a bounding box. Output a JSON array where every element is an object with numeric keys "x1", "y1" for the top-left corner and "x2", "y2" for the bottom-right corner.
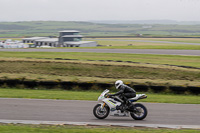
[
  {"x1": 93, "y1": 104, "x2": 109, "y2": 119},
  {"x1": 130, "y1": 103, "x2": 147, "y2": 120}
]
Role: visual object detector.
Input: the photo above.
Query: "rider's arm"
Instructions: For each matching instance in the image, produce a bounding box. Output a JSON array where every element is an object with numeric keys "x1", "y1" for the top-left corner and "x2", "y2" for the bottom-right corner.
[{"x1": 110, "y1": 87, "x2": 125, "y2": 96}]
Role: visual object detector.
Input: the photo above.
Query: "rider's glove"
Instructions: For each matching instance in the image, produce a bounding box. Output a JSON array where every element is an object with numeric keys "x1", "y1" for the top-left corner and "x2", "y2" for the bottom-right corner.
[{"x1": 107, "y1": 94, "x2": 113, "y2": 97}]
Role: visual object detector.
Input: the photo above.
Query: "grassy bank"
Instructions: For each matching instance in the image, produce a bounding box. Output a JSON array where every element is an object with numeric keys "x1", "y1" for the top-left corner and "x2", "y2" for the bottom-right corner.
[
  {"x1": 0, "y1": 124, "x2": 199, "y2": 133},
  {"x1": 0, "y1": 58, "x2": 200, "y2": 81},
  {"x1": 1, "y1": 60, "x2": 199, "y2": 80},
  {"x1": 0, "y1": 88, "x2": 199, "y2": 104},
  {"x1": 0, "y1": 52, "x2": 200, "y2": 87}
]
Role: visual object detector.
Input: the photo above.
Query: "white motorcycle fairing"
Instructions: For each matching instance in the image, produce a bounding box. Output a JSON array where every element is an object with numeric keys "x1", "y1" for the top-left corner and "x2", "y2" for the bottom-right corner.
[
  {"x1": 98, "y1": 89, "x2": 129, "y2": 117},
  {"x1": 93, "y1": 89, "x2": 148, "y2": 120},
  {"x1": 128, "y1": 94, "x2": 147, "y2": 102},
  {"x1": 101, "y1": 98, "x2": 129, "y2": 117}
]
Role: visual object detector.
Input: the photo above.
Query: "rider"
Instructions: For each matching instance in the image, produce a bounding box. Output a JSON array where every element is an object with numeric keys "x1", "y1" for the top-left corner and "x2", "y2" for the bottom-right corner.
[{"x1": 108, "y1": 80, "x2": 136, "y2": 108}]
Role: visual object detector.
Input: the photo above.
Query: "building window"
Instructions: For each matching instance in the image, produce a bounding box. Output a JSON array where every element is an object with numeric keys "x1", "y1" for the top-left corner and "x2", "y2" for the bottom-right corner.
[{"x1": 74, "y1": 38, "x2": 81, "y2": 41}]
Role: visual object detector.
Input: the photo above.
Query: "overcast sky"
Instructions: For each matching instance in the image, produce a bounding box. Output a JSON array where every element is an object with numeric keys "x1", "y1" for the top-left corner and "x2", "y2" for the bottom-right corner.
[{"x1": 0, "y1": 0, "x2": 200, "y2": 22}]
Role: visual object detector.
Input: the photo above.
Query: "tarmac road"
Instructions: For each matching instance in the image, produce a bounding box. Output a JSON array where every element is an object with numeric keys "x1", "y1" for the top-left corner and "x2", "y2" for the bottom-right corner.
[
  {"x1": 0, "y1": 48, "x2": 200, "y2": 56},
  {"x1": 0, "y1": 98, "x2": 200, "y2": 127}
]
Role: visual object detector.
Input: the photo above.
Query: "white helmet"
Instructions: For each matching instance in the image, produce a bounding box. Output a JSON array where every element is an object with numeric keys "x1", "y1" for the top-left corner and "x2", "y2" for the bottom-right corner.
[{"x1": 115, "y1": 80, "x2": 123, "y2": 89}]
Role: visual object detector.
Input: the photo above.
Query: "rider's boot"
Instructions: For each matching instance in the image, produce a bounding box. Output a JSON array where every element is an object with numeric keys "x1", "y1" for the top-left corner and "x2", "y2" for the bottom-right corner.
[
  {"x1": 120, "y1": 97, "x2": 132, "y2": 112},
  {"x1": 126, "y1": 101, "x2": 137, "y2": 112},
  {"x1": 119, "y1": 101, "x2": 126, "y2": 113},
  {"x1": 120, "y1": 100, "x2": 131, "y2": 112},
  {"x1": 127, "y1": 100, "x2": 133, "y2": 108}
]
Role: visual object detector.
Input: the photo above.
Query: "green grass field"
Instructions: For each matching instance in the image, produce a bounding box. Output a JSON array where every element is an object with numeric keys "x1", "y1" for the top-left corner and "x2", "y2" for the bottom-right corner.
[
  {"x1": 0, "y1": 21, "x2": 200, "y2": 37},
  {"x1": 0, "y1": 60, "x2": 199, "y2": 80},
  {"x1": 1, "y1": 22, "x2": 200, "y2": 132},
  {"x1": 110, "y1": 38, "x2": 200, "y2": 43},
  {"x1": 95, "y1": 44, "x2": 200, "y2": 50},
  {"x1": 0, "y1": 52, "x2": 199, "y2": 87},
  {"x1": 0, "y1": 124, "x2": 199, "y2": 133},
  {"x1": 0, "y1": 52, "x2": 200, "y2": 67},
  {"x1": 86, "y1": 38, "x2": 200, "y2": 50},
  {"x1": 0, "y1": 88, "x2": 199, "y2": 104}
]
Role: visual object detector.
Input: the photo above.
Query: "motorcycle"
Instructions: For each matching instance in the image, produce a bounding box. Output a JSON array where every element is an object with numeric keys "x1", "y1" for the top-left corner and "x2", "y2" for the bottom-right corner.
[{"x1": 93, "y1": 89, "x2": 148, "y2": 120}]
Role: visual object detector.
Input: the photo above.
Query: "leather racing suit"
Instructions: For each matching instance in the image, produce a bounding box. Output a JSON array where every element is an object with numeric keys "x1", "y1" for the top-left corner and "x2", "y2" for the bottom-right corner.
[{"x1": 109, "y1": 84, "x2": 136, "y2": 105}]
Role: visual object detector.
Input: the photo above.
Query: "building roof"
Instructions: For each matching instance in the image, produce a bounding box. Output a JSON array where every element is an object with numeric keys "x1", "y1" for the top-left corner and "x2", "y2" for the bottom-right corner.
[
  {"x1": 62, "y1": 35, "x2": 83, "y2": 38},
  {"x1": 63, "y1": 41, "x2": 95, "y2": 45},
  {"x1": 59, "y1": 30, "x2": 80, "y2": 33},
  {"x1": 23, "y1": 37, "x2": 49, "y2": 40},
  {"x1": 35, "y1": 38, "x2": 58, "y2": 42}
]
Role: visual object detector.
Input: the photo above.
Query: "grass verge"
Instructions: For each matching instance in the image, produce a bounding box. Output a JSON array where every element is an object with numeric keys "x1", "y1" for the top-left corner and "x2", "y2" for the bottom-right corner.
[
  {"x1": 0, "y1": 124, "x2": 199, "y2": 133},
  {"x1": 0, "y1": 60, "x2": 199, "y2": 80},
  {"x1": 0, "y1": 52, "x2": 200, "y2": 68},
  {"x1": 90, "y1": 40, "x2": 200, "y2": 50},
  {"x1": 0, "y1": 53, "x2": 200, "y2": 87},
  {"x1": 0, "y1": 52, "x2": 199, "y2": 94},
  {"x1": 86, "y1": 38, "x2": 200, "y2": 50},
  {"x1": 0, "y1": 88, "x2": 199, "y2": 104},
  {"x1": 0, "y1": 58, "x2": 200, "y2": 86}
]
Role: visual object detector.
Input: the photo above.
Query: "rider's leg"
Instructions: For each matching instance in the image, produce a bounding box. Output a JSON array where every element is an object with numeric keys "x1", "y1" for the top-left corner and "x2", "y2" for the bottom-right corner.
[
  {"x1": 124, "y1": 93, "x2": 136, "y2": 107},
  {"x1": 119, "y1": 93, "x2": 135, "y2": 112},
  {"x1": 116, "y1": 94, "x2": 126, "y2": 112}
]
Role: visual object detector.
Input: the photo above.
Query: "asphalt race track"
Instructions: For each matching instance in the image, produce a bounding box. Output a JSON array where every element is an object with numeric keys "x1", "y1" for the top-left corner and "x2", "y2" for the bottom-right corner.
[
  {"x1": 0, "y1": 48, "x2": 200, "y2": 129},
  {"x1": 0, "y1": 98, "x2": 200, "y2": 128},
  {"x1": 0, "y1": 48, "x2": 200, "y2": 56}
]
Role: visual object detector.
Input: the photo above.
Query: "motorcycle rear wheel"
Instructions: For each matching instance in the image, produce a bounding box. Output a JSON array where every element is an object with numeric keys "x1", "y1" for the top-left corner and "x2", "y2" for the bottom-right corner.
[
  {"x1": 93, "y1": 104, "x2": 109, "y2": 119},
  {"x1": 130, "y1": 103, "x2": 147, "y2": 120}
]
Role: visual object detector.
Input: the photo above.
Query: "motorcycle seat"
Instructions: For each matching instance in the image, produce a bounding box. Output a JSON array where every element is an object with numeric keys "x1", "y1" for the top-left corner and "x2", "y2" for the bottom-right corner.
[{"x1": 128, "y1": 94, "x2": 147, "y2": 102}]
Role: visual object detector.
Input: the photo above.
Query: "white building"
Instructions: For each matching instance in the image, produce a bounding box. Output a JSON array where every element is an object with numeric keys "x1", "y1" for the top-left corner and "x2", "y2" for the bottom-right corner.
[
  {"x1": 22, "y1": 30, "x2": 98, "y2": 47},
  {"x1": 0, "y1": 39, "x2": 28, "y2": 48}
]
